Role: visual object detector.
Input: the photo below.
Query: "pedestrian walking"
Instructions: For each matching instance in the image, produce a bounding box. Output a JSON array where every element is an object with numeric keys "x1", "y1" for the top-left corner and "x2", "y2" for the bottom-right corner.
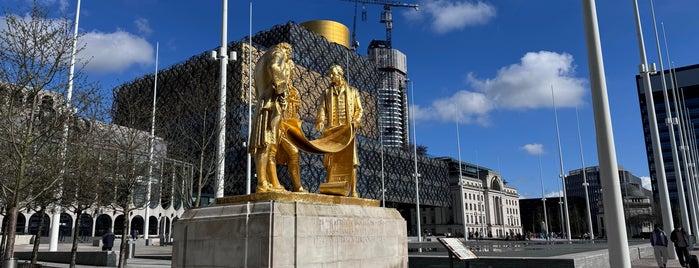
[
  {"x1": 671, "y1": 224, "x2": 691, "y2": 267},
  {"x1": 650, "y1": 224, "x2": 669, "y2": 268}
]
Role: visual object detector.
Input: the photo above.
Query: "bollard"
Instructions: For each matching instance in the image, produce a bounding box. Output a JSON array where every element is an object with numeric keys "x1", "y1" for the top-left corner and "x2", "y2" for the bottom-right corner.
[
  {"x1": 3, "y1": 258, "x2": 17, "y2": 268},
  {"x1": 126, "y1": 241, "x2": 136, "y2": 259}
]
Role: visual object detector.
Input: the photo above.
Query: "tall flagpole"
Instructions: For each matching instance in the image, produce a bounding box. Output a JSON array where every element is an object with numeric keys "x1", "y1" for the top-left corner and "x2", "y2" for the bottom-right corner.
[
  {"x1": 539, "y1": 155, "x2": 550, "y2": 239},
  {"x1": 215, "y1": 0, "x2": 229, "y2": 198},
  {"x1": 649, "y1": 0, "x2": 690, "y2": 233},
  {"x1": 575, "y1": 108, "x2": 595, "y2": 240},
  {"x1": 551, "y1": 87, "x2": 571, "y2": 241},
  {"x1": 144, "y1": 42, "x2": 159, "y2": 245},
  {"x1": 455, "y1": 111, "x2": 467, "y2": 241},
  {"x1": 50, "y1": 0, "x2": 81, "y2": 252},
  {"x1": 246, "y1": 0, "x2": 253, "y2": 195},
  {"x1": 582, "y1": 0, "x2": 631, "y2": 265},
  {"x1": 630, "y1": 0, "x2": 675, "y2": 260},
  {"x1": 409, "y1": 79, "x2": 421, "y2": 243}
]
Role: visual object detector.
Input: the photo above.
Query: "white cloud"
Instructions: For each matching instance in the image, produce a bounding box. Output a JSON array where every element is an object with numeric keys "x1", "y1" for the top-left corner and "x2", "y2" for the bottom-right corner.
[
  {"x1": 640, "y1": 176, "x2": 651, "y2": 191},
  {"x1": 412, "y1": 91, "x2": 493, "y2": 125},
  {"x1": 521, "y1": 144, "x2": 544, "y2": 155},
  {"x1": 545, "y1": 190, "x2": 563, "y2": 198},
  {"x1": 134, "y1": 18, "x2": 153, "y2": 36},
  {"x1": 78, "y1": 30, "x2": 153, "y2": 73},
  {"x1": 468, "y1": 51, "x2": 587, "y2": 110},
  {"x1": 404, "y1": 0, "x2": 496, "y2": 34},
  {"x1": 413, "y1": 51, "x2": 587, "y2": 125},
  {"x1": 26, "y1": 0, "x2": 69, "y2": 12}
]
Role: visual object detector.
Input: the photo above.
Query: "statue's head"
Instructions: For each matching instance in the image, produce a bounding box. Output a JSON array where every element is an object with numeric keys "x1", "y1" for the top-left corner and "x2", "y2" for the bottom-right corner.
[
  {"x1": 275, "y1": 42, "x2": 293, "y2": 59},
  {"x1": 329, "y1": 65, "x2": 344, "y2": 85}
]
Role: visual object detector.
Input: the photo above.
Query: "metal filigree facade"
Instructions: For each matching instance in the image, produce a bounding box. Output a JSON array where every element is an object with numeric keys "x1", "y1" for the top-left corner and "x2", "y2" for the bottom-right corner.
[{"x1": 112, "y1": 22, "x2": 450, "y2": 208}]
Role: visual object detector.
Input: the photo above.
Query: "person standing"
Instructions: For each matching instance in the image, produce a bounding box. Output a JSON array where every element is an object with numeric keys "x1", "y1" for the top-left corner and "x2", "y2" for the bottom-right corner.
[
  {"x1": 651, "y1": 224, "x2": 669, "y2": 268},
  {"x1": 671, "y1": 224, "x2": 691, "y2": 267},
  {"x1": 102, "y1": 229, "x2": 115, "y2": 251},
  {"x1": 249, "y1": 42, "x2": 296, "y2": 193}
]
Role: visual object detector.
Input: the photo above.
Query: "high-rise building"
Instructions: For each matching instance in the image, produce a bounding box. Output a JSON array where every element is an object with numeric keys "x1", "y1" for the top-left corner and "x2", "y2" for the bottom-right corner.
[
  {"x1": 368, "y1": 40, "x2": 409, "y2": 148},
  {"x1": 636, "y1": 63, "x2": 699, "y2": 225}
]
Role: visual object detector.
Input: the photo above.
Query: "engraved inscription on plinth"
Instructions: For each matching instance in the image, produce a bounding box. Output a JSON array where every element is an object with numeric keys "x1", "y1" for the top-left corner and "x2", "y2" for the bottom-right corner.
[{"x1": 173, "y1": 201, "x2": 407, "y2": 268}]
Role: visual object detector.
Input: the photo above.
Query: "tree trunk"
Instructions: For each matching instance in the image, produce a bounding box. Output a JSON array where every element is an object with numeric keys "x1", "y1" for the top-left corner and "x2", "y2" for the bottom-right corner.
[
  {"x1": 31, "y1": 206, "x2": 47, "y2": 264},
  {"x1": 118, "y1": 212, "x2": 130, "y2": 268},
  {"x1": 195, "y1": 150, "x2": 205, "y2": 208},
  {"x1": 69, "y1": 209, "x2": 84, "y2": 268},
  {"x1": 3, "y1": 206, "x2": 19, "y2": 263},
  {"x1": 0, "y1": 211, "x2": 8, "y2": 262}
]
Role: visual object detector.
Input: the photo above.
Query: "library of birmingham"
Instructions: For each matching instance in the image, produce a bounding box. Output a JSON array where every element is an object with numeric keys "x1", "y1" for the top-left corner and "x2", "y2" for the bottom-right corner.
[{"x1": 2, "y1": 21, "x2": 523, "y2": 244}]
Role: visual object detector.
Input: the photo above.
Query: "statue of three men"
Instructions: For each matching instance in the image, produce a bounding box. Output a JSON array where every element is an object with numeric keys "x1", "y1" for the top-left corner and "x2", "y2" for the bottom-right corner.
[{"x1": 249, "y1": 42, "x2": 363, "y2": 197}]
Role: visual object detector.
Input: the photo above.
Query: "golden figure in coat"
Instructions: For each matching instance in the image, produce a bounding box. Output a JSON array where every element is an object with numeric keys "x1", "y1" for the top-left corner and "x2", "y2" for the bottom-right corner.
[
  {"x1": 249, "y1": 42, "x2": 295, "y2": 193},
  {"x1": 277, "y1": 83, "x2": 306, "y2": 192},
  {"x1": 315, "y1": 65, "x2": 363, "y2": 197}
]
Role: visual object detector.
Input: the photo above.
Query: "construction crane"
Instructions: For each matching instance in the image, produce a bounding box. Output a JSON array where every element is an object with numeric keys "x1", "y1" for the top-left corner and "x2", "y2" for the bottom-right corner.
[{"x1": 341, "y1": 0, "x2": 419, "y2": 49}]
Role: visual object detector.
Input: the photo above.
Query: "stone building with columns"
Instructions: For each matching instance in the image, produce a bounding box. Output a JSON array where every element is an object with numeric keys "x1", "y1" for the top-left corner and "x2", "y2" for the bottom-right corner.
[{"x1": 419, "y1": 157, "x2": 522, "y2": 239}]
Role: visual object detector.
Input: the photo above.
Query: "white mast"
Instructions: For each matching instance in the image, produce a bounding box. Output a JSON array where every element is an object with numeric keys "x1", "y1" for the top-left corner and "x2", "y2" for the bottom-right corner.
[
  {"x1": 575, "y1": 108, "x2": 595, "y2": 240},
  {"x1": 552, "y1": 87, "x2": 571, "y2": 241}
]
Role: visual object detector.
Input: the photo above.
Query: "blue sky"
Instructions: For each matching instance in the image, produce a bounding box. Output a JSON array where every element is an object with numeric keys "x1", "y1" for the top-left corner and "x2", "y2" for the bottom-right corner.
[{"x1": 4, "y1": 0, "x2": 699, "y2": 199}]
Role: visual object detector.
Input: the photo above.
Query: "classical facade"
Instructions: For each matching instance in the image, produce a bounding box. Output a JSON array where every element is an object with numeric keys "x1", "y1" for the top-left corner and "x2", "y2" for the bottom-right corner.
[{"x1": 420, "y1": 158, "x2": 522, "y2": 239}]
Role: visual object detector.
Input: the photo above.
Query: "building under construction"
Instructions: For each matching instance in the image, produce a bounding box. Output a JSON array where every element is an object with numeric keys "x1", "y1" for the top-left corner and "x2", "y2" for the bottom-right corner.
[{"x1": 112, "y1": 21, "x2": 450, "y2": 235}]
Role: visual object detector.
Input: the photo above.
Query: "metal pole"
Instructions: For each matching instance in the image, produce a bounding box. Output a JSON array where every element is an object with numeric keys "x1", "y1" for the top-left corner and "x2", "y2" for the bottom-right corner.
[
  {"x1": 661, "y1": 22, "x2": 699, "y2": 237},
  {"x1": 629, "y1": 0, "x2": 675, "y2": 259},
  {"x1": 582, "y1": 0, "x2": 631, "y2": 265},
  {"x1": 552, "y1": 88, "x2": 572, "y2": 241},
  {"x1": 678, "y1": 91, "x2": 699, "y2": 236},
  {"x1": 409, "y1": 79, "x2": 421, "y2": 242},
  {"x1": 51, "y1": 0, "x2": 81, "y2": 251},
  {"x1": 144, "y1": 42, "x2": 159, "y2": 246},
  {"x1": 539, "y1": 155, "x2": 550, "y2": 239},
  {"x1": 246, "y1": 0, "x2": 252, "y2": 195},
  {"x1": 456, "y1": 113, "x2": 468, "y2": 241},
  {"x1": 215, "y1": 0, "x2": 229, "y2": 198},
  {"x1": 649, "y1": 0, "x2": 691, "y2": 233},
  {"x1": 575, "y1": 109, "x2": 595, "y2": 239},
  {"x1": 380, "y1": 116, "x2": 386, "y2": 207}
]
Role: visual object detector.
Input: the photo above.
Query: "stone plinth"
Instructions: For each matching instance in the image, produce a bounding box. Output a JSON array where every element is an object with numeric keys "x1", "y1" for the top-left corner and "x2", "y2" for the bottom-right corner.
[{"x1": 172, "y1": 199, "x2": 407, "y2": 268}]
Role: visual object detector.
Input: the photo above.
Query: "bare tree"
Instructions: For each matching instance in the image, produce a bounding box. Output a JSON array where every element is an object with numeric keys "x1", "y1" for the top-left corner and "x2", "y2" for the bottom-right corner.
[
  {"x1": 0, "y1": 2, "x2": 99, "y2": 263},
  {"x1": 168, "y1": 70, "x2": 218, "y2": 207},
  {"x1": 99, "y1": 87, "x2": 155, "y2": 267}
]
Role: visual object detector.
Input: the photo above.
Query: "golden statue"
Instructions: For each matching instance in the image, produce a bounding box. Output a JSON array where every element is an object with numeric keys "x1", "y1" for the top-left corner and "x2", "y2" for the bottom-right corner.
[
  {"x1": 277, "y1": 83, "x2": 306, "y2": 192},
  {"x1": 315, "y1": 65, "x2": 364, "y2": 197},
  {"x1": 249, "y1": 42, "x2": 295, "y2": 193}
]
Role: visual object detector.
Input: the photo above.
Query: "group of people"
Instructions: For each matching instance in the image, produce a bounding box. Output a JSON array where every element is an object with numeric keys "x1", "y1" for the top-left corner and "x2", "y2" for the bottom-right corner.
[
  {"x1": 651, "y1": 223, "x2": 694, "y2": 268},
  {"x1": 249, "y1": 42, "x2": 363, "y2": 197}
]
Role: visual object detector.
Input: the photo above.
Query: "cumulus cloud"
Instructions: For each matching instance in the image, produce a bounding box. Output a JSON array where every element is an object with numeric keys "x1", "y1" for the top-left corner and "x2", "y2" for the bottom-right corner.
[
  {"x1": 640, "y1": 176, "x2": 651, "y2": 191},
  {"x1": 134, "y1": 18, "x2": 153, "y2": 36},
  {"x1": 521, "y1": 144, "x2": 544, "y2": 155},
  {"x1": 34, "y1": 0, "x2": 69, "y2": 12},
  {"x1": 77, "y1": 30, "x2": 153, "y2": 73},
  {"x1": 412, "y1": 91, "x2": 493, "y2": 125},
  {"x1": 412, "y1": 51, "x2": 587, "y2": 125},
  {"x1": 404, "y1": 0, "x2": 496, "y2": 33},
  {"x1": 545, "y1": 190, "x2": 563, "y2": 198},
  {"x1": 469, "y1": 51, "x2": 586, "y2": 109}
]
